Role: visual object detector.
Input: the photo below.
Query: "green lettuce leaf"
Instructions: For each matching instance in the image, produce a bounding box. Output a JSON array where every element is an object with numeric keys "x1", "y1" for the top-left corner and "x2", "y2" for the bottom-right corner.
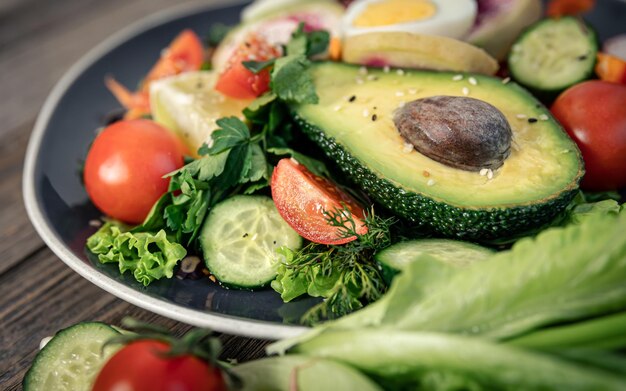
[
  {"x1": 383, "y1": 209, "x2": 626, "y2": 339},
  {"x1": 293, "y1": 330, "x2": 626, "y2": 391},
  {"x1": 231, "y1": 355, "x2": 382, "y2": 391},
  {"x1": 87, "y1": 222, "x2": 186, "y2": 286}
]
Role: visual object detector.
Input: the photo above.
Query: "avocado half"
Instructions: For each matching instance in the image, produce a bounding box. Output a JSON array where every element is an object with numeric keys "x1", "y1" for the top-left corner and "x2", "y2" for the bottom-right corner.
[{"x1": 292, "y1": 62, "x2": 583, "y2": 241}]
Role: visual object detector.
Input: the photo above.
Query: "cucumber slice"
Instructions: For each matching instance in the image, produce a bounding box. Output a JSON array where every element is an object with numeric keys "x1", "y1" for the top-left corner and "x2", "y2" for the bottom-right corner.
[
  {"x1": 508, "y1": 17, "x2": 597, "y2": 94},
  {"x1": 375, "y1": 239, "x2": 494, "y2": 283},
  {"x1": 23, "y1": 322, "x2": 120, "y2": 391},
  {"x1": 200, "y1": 195, "x2": 302, "y2": 289}
]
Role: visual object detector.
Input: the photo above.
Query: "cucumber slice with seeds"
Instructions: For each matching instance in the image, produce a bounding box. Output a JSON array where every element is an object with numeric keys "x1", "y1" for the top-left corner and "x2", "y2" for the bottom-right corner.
[
  {"x1": 200, "y1": 195, "x2": 302, "y2": 289},
  {"x1": 508, "y1": 17, "x2": 597, "y2": 94},
  {"x1": 375, "y1": 239, "x2": 494, "y2": 283},
  {"x1": 23, "y1": 322, "x2": 120, "y2": 391}
]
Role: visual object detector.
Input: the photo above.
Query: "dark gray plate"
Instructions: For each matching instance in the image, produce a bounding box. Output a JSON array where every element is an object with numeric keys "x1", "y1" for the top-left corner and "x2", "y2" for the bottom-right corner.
[
  {"x1": 23, "y1": 1, "x2": 626, "y2": 339},
  {"x1": 23, "y1": 0, "x2": 314, "y2": 339}
]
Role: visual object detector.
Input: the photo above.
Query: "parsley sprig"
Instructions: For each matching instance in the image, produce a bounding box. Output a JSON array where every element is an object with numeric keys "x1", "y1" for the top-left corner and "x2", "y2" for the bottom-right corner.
[{"x1": 243, "y1": 23, "x2": 329, "y2": 105}]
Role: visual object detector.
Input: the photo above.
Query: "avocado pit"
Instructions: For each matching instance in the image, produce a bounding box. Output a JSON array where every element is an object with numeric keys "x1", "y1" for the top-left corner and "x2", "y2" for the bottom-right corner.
[{"x1": 393, "y1": 95, "x2": 512, "y2": 171}]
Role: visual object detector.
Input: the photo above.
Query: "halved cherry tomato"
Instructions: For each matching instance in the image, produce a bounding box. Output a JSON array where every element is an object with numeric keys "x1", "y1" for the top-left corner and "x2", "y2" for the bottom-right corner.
[
  {"x1": 106, "y1": 29, "x2": 204, "y2": 115},
  {"x1": 271, "y1": 158, "x2": 368, "y2": 245},
  {"x1": 215, "y1": 34, "x2": 280, "y2": 100},
  {"x1": 83, "y1": 120, "x2": 185, "y2": 224},
  {"x1": 92, "y1": 340, "x2": 225, "y2": 391},
  {"x1": 551, "y1": 81, "x2": 626, "y2": 190},
  {"x1": 546, "y1": 0, "x2": 595, "y2": 17}
]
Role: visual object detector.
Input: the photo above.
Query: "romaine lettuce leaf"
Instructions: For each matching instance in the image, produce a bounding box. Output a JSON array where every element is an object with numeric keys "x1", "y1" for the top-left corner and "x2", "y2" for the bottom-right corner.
[
  {"x1": 293, "y1": 330, "x2": 626, "y2": 391},
  {"x1": 231, "y1": 355, "x2": 382, "y2": 391},
  {"x1": 385, "y1": 210, "x2": 626, "y2": 338}
]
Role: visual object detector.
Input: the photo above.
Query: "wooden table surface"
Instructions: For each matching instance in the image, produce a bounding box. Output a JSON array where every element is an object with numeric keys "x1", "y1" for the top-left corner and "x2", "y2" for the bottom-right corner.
[{"x1": 0, "y1": 1, "x2": 268, "y2": 389}]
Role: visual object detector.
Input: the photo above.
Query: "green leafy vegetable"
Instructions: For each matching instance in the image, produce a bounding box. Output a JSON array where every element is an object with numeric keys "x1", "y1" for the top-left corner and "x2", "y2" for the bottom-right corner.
[
  {"x1": 270, "y1": 55, "x2": 318, "y2": 104},
  {"x1": 267, "y1": 147, "x2": 330, "y2": 178},
  {"x1": 292, "y1": 330, "x2": 626, "y2": 391},
  {"x1": 508, "y1": 311, "x2": 626, "y2": 351},
  {"x1": 231, "y1": 355, "x2": 382, "y2": 391},
  {"x1": 87, "y1": 222, "x2": 186, "y2": 286},
  {"x1": 242, "y1": 59, "x2": 276, "y2": 74},
  {"x1": 206, "y1": 117, "x2": 251, "y2": 155},
  {"x1": 161, "y1": 151, "x2": 229, "y2": 244},
  {"x1": 271, "y1": 208, "x2": 395, "y2": 325},
  {"x1": 381, "y1": 210, "x2": 626, "y2": 339},
  {"x1": 205, "y1": 23, "x2": 232, "y2": 47},
  {"x1": 270, "y1": 206, "x2": 626, "y2": 353},
  {"x1": 286, "y1": 23, "x2": 330, "y2": 58}
]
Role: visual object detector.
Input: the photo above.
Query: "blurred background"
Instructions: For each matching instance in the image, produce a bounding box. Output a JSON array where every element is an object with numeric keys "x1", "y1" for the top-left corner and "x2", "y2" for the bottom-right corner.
[{"x1": 0, "y1": 0, "x2": 236, "y2": 140}]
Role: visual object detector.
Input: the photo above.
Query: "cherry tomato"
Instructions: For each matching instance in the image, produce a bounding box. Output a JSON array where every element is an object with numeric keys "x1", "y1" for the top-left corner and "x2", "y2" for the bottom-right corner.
[
  {"x1": 551, "y1": 80, "x2": 626, "y2": 190},
  {"x1": 215, "y1": 34, "x2": 280, "y2": 100},
  {"x1": 92, "y1": 340, "x2": 225, "y2": 391},
  {"x1": 83, "y1": 120, "x2": 185, "y2": 224},
  {"x1": 271, "y1": 158, "x2": 368, "y2": 245}
]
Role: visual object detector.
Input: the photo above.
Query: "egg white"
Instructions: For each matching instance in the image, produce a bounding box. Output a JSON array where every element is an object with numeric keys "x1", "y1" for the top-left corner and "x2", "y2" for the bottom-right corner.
[{"x1": 342, "y1": 0, "x2": 477, "y2": 40}]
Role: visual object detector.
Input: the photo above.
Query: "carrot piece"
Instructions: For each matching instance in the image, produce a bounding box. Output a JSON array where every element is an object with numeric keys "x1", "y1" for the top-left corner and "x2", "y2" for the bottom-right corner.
[
  {"x1": 329, "y1": 36, "x2": 342, "y2": 61},
  {"x1": 595, "y1": 53, "x2": 626, "y2": 85},
  {"x1": 105, "y1": 77, "x2": 151, "y2": 112},
  {"x1": 546, "y1": 0, "x2": 595, "y2": 17}
]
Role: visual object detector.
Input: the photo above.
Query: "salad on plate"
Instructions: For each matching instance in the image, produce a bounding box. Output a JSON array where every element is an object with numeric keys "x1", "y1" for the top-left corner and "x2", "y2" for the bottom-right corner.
[{"x1": 25, "y1": 0, "x2": 626, "y2": 389}]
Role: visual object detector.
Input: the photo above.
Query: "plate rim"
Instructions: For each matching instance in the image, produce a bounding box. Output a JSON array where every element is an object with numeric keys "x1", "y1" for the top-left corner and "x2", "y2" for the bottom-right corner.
[{"x1": 22, "y1": 0, "x2": 309, "y2": 340}]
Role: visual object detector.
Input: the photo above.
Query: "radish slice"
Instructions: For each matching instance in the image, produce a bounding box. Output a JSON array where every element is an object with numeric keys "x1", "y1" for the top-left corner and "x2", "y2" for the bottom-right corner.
[{"x1": 604, "y1": 34, "x2": 626, "y2": 61}]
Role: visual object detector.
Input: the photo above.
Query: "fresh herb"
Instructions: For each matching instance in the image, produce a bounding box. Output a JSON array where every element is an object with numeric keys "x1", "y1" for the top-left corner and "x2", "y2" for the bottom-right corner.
[
  {"x1": 243, "y1": 23, "x2": 329, "y2": 105},
  {"x1": 272, "y1": 208, "x2": 396, "y2": 325},
  {"x1": 205, "y1": 23, "x2": 232, "y2": 47},
  {"x1": 270, "y1": 55, "x2": 319, "y2": 104},
  {"x1": 243, "y1": 59, "x2": 276, "y2": 74}
]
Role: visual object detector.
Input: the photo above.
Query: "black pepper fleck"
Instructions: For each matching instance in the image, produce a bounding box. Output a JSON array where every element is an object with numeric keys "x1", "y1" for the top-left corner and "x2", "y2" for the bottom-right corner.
[
  {"x1": 528, "y1": 118, "x2": 538, "y2": 123},
  {"x1": 577, "y1": 54, "x2": 588, "y2": 61},
  {"x1": 243, "y1": 233, "x2": 249, "y2": 238},
  {"x1": 372, "y1": 114, "x2": 378, "y2": 121},
  {"x1": 348, "y1": 95, "x2": 356, "y2": 102}
]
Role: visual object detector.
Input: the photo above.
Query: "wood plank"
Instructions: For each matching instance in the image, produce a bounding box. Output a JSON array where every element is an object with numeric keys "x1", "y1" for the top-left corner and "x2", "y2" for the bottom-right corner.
[
  {"x1": 0, "y1": 0, "x2": 98, "y2": 50},
  {"x1": 0, "y1": 0, "x2": 224, "y2": 138},
  {"x1": 0, "y1": 122, "x2": 45, "y2": 275},
  {"x1": 0, "y1": 246, "x2": 268, "y2": 389}
]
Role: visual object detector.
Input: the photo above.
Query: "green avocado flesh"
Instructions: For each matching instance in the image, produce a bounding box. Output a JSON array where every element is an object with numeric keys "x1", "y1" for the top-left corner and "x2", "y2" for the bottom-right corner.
[{"x1": 293, "y1": 62, "x2": 583, "y2": 240}]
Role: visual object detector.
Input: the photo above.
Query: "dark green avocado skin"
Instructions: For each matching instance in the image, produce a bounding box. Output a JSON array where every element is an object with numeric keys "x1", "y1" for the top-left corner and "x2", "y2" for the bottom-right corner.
[{"x1": 293, "y1": 114, "x2": 581, "y2": 242}]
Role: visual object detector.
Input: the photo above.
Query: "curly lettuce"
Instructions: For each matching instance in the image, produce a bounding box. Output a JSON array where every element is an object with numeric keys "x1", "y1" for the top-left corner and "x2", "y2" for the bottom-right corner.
[{"x1": 87, "y1": 222, "x2": 186, "y2": 286}]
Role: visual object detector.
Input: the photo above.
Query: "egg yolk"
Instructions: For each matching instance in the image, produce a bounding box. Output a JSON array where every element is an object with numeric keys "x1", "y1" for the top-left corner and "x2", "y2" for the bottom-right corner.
[{"x1": 353, "y1": 0, "x2": 437, "y2": 27}]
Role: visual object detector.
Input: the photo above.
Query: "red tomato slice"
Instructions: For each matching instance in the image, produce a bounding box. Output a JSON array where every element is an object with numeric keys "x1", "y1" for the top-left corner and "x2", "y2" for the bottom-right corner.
[
  {"x1": 271, "y1": 158, "x2": 368, "y2": 245},
  {"x1": 92, "y1": 340, "x2": 225, "y2": 391},
  {"x1": 106, "y1": 29, "x2": 204, "y2": 114},
  {"x1": 142, "y1": 29, "x2": 205, "y2": 89},
  {"x1": 215, "y1": 34, "x2": 280, "y2": 100}
]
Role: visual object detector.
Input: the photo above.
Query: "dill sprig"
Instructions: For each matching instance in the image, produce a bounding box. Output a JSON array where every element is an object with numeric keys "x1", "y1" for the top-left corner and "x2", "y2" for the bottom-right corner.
[{"x1": 279, "y1": 207, "x2": 396, "y2": 325}]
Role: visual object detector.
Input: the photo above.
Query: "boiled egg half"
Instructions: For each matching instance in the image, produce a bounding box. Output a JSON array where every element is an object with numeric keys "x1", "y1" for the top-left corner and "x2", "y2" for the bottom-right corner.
[{"x1": 342, "y1": 0, "x2": 477, "y2": 40}]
